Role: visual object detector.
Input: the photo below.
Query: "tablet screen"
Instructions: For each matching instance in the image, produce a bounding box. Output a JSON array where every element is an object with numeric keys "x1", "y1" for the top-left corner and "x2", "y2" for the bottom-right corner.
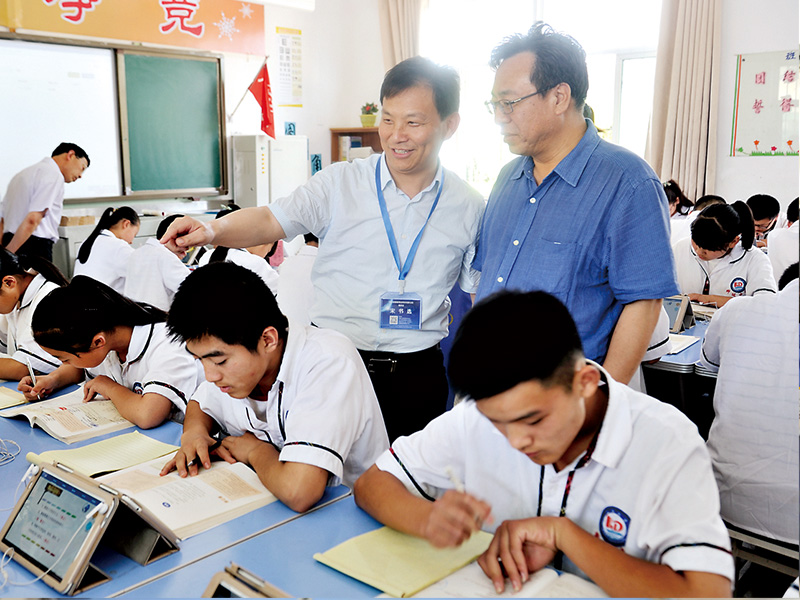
[
  {"x1": 2, "y1": 470, "x2": 102, "y2": 581},
  {"x1": 662, "y1": 296, "x2": 684, "y2": 330}
]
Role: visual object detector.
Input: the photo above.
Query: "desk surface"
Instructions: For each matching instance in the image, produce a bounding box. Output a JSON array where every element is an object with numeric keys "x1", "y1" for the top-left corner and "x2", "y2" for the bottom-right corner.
[
  {"x1": 0, "y1": 383, "x2": 350, "y2": 598},
  {"x1": 124, "y1": 494, "x2": 383, "y2": 598},
  {"x1": 648, "y1": 320, "x2": 712, "y2": 374}
]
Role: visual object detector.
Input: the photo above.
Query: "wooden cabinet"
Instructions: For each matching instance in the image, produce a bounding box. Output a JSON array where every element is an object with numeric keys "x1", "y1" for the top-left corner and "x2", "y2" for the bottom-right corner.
[{"x1": 330, "y1": 127, "x2": 381, "y2": 162}]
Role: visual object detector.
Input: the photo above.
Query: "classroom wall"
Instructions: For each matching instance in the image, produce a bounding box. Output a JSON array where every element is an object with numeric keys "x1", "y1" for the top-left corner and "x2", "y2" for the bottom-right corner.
[
  {"x1": 225, "y1": 0, "x2": 385, "y2": 167},
  {"x1": 714, "y1": 0, "x2": 799, "y2": 207}
]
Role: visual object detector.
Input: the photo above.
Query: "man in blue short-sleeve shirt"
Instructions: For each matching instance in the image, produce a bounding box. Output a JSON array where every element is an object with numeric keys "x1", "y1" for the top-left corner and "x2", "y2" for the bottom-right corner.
[{"x1": 475, "y1": 23, "x2": 678, "y2": 383}]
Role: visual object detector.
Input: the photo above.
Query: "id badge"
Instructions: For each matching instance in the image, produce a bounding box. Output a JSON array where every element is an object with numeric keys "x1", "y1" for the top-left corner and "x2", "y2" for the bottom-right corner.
[{"x1": 380, "y1": 292, "x2": 422, "y2": 330}]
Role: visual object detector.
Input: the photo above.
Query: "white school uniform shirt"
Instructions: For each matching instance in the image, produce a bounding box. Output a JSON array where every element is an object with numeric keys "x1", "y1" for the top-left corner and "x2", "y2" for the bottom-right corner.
[
  {"x1": 73, "y1": 229, "x2": 134, "y2": 294},
  {"x1": 124, "y1": 238, "x2": 190, "y2": 311},
  {"x1": 699, "y1": 280, "x2": 799, "y2": 544},
  {"x1": 2, "y1": 157, "x2": 64, "y2": 242},
  {"x1": 198, "y1": 247, "x2": 279, "y2": 295},
  {"x1": 276, "y1": 244, "x2": 317, "y2": 325},
  {"x1": 628, "y1": 305, "x2": 671, "y2": 393},
  {"x1": 377, "y1": 365, "x2": 733, "y2": 584},
  {"x1": 86, "y1": 322, "x2": 202, "y2": 418},
  {"x1": 193, "y1": 323, "x2": 389, "y2": 488},
  {"x1": 669, "y1": 212, "x2": 694, "y2": 246},
  {"x1": 672, "y1": 237, "x2": 777, "y2": 299},
  {"x1": 767, "y1": 221, "x2": 798, "y2": 282},
  {"x1": 5, "y1": 274, "x2": 61, "y2": 374}
]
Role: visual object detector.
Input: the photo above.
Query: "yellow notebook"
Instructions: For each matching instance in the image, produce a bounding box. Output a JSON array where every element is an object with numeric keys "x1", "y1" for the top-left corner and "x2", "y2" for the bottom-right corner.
[{"x1": 314, "y1": 527, "x2": 493, "y2": 597}]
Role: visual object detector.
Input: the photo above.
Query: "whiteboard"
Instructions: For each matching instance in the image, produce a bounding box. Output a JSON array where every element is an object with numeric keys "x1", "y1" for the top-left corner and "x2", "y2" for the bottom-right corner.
[{"x1": 0, "y1": 38, "x2": 122, "y2": 199}]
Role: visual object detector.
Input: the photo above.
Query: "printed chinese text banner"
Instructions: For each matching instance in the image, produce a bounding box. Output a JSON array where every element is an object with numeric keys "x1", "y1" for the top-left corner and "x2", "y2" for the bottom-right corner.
[{"x1": 1, "y1": 0, "x2": 265, "y2": 55}]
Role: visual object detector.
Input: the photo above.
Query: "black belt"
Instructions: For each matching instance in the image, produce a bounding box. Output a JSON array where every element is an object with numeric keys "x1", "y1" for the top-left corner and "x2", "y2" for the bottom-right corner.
[{"x1": 359, "y1": 344, "x2": 441, "y2": 375}]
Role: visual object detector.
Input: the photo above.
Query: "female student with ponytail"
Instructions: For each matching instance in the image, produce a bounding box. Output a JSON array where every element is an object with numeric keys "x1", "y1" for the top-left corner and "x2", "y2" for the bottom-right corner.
[
  {"x1": 19, "y1": 276, "x2": 202, "y2": 429},
  {"x1": 73, "y1": 206, "x2": 140, "y2": 293},
  {"x1": 672, "y1": 201, "x2": 777, "y2": 307},
  {"x1": 0, "y1": 248, "x2": 68, "y2": 381}
]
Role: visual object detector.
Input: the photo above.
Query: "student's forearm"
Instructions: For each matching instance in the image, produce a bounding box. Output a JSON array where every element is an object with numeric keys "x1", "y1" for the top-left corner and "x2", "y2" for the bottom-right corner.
[
  {"x1": 181, "y1": 400, "x2": 217, "y2": 440},
  {"x1": 51, "y1": 364, "x2": 85, "y2": 388},
  {"x1": 603, "y1": 298, "x2": 661, "y2": 383},
  {"x1": 354, "y1": 466, "x2": 435, "y2": 538},
  {"x1": 556, "y1": 519, "x2": 731, "y2": 597},
  {"x1": 211, "y1": 207, "x2": 287, "y2": 249},
  {"x1": 247, "y1": 444, "x2": 328, "y2": 512},
  {"x1": 0, "y1": 358, "x2": 32, "y2": 381},
  {"x1": 690, "y1": 293, "x2": 732, "y2": 307},
  {"x1": 98, "y1": 383, "x2": 171, "y2": 429}
]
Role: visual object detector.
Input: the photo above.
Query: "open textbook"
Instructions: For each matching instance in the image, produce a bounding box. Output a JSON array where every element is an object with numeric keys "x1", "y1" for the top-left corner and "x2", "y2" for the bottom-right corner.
[
  {"x1": 314, "y1": 526, "x2": 494, "y2": 597},
  {"x1": 26, "y1": 431, "x2": 179, "y2": 477},
  {"x1": 409, "y1": 561, "x2": 606, "y2": 598},
  {"x1": 0, "y1": 386, "x2": 133, "y2": 443},
  {"x1": 97, "y1": 454, "x2": 277, "y2": 540}
]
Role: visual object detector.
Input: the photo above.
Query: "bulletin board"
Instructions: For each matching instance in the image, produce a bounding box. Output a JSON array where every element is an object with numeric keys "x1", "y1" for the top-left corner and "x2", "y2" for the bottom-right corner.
[{"x1": 730, "y1": 50, "x2": 799, "y2": 157}]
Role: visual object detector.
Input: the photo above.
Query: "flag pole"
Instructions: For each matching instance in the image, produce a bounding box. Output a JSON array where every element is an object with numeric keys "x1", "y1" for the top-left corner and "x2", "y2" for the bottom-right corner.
[{"x1": 228, "y1": 57, "x2": 268, "y2": 119}]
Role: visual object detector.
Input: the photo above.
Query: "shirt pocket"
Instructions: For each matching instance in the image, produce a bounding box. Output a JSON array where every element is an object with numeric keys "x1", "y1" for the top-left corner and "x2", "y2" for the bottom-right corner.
[{"x1": 523, "y1": 237, "x2": 577, "y2": 304}]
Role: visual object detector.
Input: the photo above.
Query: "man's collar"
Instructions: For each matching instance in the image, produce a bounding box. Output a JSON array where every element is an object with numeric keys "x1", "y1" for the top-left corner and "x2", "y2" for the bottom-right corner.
[{"x1": 379, "y1": 153, "x2": 443, "y2": 196}]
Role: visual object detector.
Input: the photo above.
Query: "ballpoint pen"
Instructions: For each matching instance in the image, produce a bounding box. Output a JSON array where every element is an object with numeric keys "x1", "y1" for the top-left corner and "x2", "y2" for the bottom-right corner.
[
  {"x1": 25, "y1": 357, "x2": 42, "y2": 401},
  {"x1": 186, "y1": 438, "x2": 223, "y2": 468}
]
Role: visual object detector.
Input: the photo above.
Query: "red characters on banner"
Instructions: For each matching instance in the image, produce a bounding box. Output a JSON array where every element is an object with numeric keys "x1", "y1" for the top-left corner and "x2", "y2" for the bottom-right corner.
[
  {"x1": 755, "y1": 71, "x2": 766, "y2": 84},
  {"x1": 159, "y1": 0, "x2": 205, "y2": 38},
  {"x1": 248, "y1": 63, "x2": 276, "y2": 139},
  {"x1": 42, "y1": 0, "x2": 102, "y2": 24},
  {"x1": 752, "y1": 99, "x2": 764, "y2": 114}
]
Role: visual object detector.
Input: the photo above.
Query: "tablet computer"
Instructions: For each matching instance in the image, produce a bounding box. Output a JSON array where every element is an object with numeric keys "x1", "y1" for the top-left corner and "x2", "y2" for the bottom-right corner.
[
  {"x1": 0, "y1": 462, "x2": 178, "y2": 595},
  {"x1": 663, "y1": 295, "x2": 695, "y2": 333},
  {"x1": 203, "y1": 563, "x2": 290, "y2": 598}
]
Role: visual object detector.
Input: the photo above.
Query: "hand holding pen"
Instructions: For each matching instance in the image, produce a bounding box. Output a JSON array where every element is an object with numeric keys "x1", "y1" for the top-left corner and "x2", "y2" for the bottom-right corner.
[{"x1": 24, "y1": 358, "x2": 42, "y2": 401}]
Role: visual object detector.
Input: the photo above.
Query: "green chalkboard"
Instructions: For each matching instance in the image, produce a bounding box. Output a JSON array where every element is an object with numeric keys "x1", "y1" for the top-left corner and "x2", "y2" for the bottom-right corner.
[{"x1": 122, "y1": 53, "x2": 224, "y2": 193}]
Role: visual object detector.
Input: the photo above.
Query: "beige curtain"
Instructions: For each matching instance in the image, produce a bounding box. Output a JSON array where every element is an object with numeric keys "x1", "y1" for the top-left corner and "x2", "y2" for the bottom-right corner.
[
  {"x1": 646, "y1": 0, "x2": 722, "y2": 199},
  {"x1": 378, "y1": 0, "x2": 423, "y2": 72}
]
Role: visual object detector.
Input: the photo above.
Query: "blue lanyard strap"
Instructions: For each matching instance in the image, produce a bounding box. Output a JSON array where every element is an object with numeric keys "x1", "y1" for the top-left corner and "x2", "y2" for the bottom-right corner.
[{"x1": 375, "y1": 156, "x2": 444, "y2": 290}]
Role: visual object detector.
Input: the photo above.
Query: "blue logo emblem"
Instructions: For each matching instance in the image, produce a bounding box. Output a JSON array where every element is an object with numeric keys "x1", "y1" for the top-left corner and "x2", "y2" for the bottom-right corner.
[
  {"x1": 599, "y1": 506, "x2": 630, "y2": 547},
  {"x1": 730, "y1": 277, "x2": 746, "y2": 294},
  {"x1": 132, "y1": 382, "x2": 144, "y2": 395}
]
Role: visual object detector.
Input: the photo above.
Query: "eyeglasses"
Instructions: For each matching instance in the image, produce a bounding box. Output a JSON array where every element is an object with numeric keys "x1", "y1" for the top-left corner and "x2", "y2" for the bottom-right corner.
[{"x1": 485, "y1": 88, "x2": 551, "y2": 115}]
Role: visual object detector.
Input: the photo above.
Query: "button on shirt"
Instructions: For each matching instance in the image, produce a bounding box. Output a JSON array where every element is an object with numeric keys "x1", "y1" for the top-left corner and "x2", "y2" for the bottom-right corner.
[
  {"x1": 474, "y1": 122, "x2": 679, "y2": 362},
  {"x1": 270, "y1": 154, "x2": 485, "y2": 352},
  {"x1": 2, "y1": 157, "x2": 64, "y2": 242}
]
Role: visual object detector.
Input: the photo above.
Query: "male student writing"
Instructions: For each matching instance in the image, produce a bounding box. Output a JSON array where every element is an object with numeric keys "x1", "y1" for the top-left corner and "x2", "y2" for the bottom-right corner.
[
  {"x1": 354, "y1": 290, "x2": 733, "y2": 597},
  {"x1": 161, "y1": 262, "x2": 389, "y2": 512}
]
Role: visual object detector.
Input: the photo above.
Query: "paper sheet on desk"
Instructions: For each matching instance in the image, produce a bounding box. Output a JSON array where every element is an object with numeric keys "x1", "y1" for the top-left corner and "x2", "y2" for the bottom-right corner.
[
  {"x1": 314, "y1": 526, "x2": 493, "y2": 597},
  {"x1": 0, "y1": 386, "x2": 25, "y2": 409},
  {"x1": 403, "y1": 561, "x2": 607, "y2": 598},
  {"x1": 667, "y1": 334, "x2": 700, "y2": 354}
]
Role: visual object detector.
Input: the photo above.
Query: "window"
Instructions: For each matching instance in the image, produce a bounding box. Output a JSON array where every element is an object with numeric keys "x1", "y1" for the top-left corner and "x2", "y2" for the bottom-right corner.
[{"x1": 420, "y1": 0, "x2": 662, "y2": 195}]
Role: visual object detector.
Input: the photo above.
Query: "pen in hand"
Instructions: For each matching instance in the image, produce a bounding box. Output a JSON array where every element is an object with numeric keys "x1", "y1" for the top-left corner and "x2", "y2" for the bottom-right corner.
[
  {"x1": 186, "y1": 438, "x2": 223, "y2": 469},
  {"x1": 25, "y1": 357, "x2": 41, "y2": 401}
]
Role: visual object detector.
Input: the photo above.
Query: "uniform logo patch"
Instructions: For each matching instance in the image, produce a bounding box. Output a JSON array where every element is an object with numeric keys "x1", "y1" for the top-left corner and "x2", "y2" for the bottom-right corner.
[
  {"x1": 599, "y1": 506, "x2": 630, "y2": 547},
  {"x1": 132, "y1": 382, "x2": 144, "y2": 395},
  {"x1": 730, "y1": 277, "x2": 746, "y2": 295}
]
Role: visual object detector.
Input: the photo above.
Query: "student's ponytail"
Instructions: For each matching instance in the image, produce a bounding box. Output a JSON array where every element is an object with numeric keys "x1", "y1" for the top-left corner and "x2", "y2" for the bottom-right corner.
[
  {"x1": 208, "y1": 246, "x2": 230, "y2": 263},
  {"x1": 32, "y1": 275, "x2": 166, "y2": 354},
  {"x1": 0, "y1": 248, "x2": 68, "y2": 287},
  {"x1": 77, "y1": 206, "x2": 140, "y2": 264},
  {"x1": 691, "y1": 201, "x2": 754, "y2": 252},
  {"x1": 731, "y1": 200, "x2": 755, "y2": 249}
]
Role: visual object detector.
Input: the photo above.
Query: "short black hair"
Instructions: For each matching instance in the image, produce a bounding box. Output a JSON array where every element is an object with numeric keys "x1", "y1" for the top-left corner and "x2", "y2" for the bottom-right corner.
[
  {"x1": 52, "y1": 142, "x2": 90, "y2": 167},
  {"x1": 448, "y1": 290, "x2": 583, "y2": 400},
  {"x1": 786, "y1": 198, "x2": 799, "y2": 224},
  {"x1": 694, "y1": 194, "x2": 726, "y2": 212},
  {"x1": 746, "y1": 194, "x2": 780, "y2": 221},
  {"x1": 167, "y1": 262, "x2": 288, "y2": 352},
  {"x1": 380, "y1": 56, "x2": 460, "y2": 119},
  {"x1": 490, "y1": 22, "x2": 589, "y2": 110},
  {"x1": 663, "y1": 179, "x2": 693, "y2": 215},
  {"x1": 778, "y1": 262, "x2": 798, "y2": 291},
  {"x1": 156, "y1": 214, "x2": 184, "y2": 240}
]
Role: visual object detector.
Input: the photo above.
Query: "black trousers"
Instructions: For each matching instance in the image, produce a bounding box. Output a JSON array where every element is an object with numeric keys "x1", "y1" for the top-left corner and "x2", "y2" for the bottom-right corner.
[
  {"x1": 358, "y1": 344, "x2": 449, "y2": 443},
  {"x1": 2, "y1": 232, "x2": 54, "y2": 262}
]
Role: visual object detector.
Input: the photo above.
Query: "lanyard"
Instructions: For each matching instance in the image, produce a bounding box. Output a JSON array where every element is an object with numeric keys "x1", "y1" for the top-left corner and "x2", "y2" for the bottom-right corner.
[
  {"x1": 375, "y1": 156, "x2": 444, "y2": 293},
  {"x1": 536, "y1": 430, "x2": 600, "y2": 570}
]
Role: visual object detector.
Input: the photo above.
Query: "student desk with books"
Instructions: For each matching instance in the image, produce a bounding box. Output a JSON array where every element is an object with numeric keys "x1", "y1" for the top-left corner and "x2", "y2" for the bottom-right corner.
[
  {"x1": 123, "y1": 493, "x2": 383, "y2": 598},
  {"x1": 0, "y1": 382, "x2": 350, "y2": 598},
  {"x1": 642, "y1": 320, "x2": 717, "y2": 438}
]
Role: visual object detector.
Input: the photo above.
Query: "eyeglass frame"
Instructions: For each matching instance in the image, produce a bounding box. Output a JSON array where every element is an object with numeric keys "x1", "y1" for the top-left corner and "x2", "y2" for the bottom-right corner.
[{"x1": 485, "y1": 86, "x2": 554, "y2": 115}]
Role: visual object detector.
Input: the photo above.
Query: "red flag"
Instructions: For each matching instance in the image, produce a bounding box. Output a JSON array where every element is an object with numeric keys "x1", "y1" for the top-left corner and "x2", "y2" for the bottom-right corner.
[{"x1": 248, "y1": 62, "x2": 275, "y2": 138}]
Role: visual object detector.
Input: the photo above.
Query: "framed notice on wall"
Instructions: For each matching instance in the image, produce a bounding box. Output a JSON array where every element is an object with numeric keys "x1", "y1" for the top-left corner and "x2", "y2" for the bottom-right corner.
[{"x1": 730, "y1": 50, "x2": 799, "y2": 157}]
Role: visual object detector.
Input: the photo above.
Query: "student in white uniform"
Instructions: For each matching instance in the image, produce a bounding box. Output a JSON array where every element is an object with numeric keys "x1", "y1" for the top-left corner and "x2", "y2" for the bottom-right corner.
[
  {"x1": 768, "y1": 197, "x2": 798, "y2": 282},
  {"x1": 276, "y1": 233, "x2": 318, "y2": 325},
  {"x1": 160, "y1": 262, "x2": 389, "y2": 512},
  {"x1": 628, "y1": 304, "x2": 671, "y2": 393},
  {"x1": 746, "y1": 193, "x2": 780, "y2": 249},
  {"x1": 73, "y1": 206, "x2": 140, "y2": 293},
  {"x1": 673, "y1": 201, "x2": 776, "y2": 307},
  {"x1": 354, "y1": 290, "x2": 733, "y2": 598},
  {"x1": 196, "y1": 206, "x2": 279, "y2": 294},
  {"x1": 124, "y1": 214, "x2": 189, "y2": 311},
  {"x1": 21, "y1": 276, "x2": 201, "y2": 428},
  {"x1": 0, "y1": 249, "x2": 67, "y2": 381},
  {"x1": 699, "y1": 272, "x2": 799, "y2": 546},
  {"x1": 664, "y1": 179, "x2": 694, "y2": 245}
]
